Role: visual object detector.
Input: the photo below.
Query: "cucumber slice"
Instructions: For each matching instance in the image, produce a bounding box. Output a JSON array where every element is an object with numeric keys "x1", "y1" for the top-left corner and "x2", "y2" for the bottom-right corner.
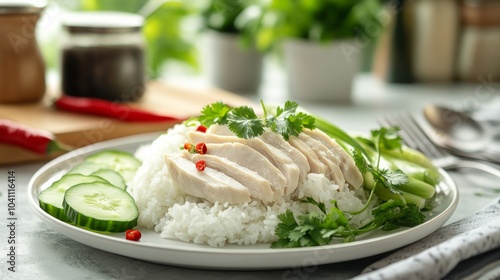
[
  {"x1": 85, "y1": 150, "x2": 141, "y2": 182},
  {"x1": 68, "y1": 162, "x2": 110, "y2": 176},
  {"x1": 91, "y1": 169, "x2": 127, "y2": 190},
  {"x1": 116, "y1": 169, "x2": 138, "y2": 184},
  {"x1": 39, "y1": 174, "x2": 107, "y2": 222},
  {"x1": 63, "y1": 182, "x2": 139, "y2": 232}
]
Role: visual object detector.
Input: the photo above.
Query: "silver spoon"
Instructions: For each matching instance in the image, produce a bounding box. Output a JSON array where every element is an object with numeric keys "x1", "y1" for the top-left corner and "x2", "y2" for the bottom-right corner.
[{"x1": 422, "y1": 104, "x2": 496, "y2": 156}]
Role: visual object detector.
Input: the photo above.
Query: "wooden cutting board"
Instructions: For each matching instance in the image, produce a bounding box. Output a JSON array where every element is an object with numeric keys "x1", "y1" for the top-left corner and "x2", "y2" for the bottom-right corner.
[{"x1": 0, "y1": 81, "x2": 255, "y2": 165}]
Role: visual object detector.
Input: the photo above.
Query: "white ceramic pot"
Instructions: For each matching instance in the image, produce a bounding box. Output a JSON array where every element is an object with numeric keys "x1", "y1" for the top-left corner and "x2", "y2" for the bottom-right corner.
[
  {"x1": 284, "y1": 39, "x2": 361, "y2": 103},
  {"x1": 205, "y1": 31, "x2": 263, "y2": 93}
]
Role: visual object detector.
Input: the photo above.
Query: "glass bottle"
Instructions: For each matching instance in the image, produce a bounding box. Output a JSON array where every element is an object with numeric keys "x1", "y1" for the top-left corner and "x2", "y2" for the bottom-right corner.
[
  {"x1": 0, "y1": 1, "x2": 46, "y2": 103},
  {"x1": 60, "y1": 11, "x2": 146, "y2": 102}
]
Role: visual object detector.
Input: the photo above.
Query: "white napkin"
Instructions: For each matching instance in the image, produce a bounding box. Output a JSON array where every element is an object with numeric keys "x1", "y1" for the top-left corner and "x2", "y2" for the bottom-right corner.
[{"x1": 352, "y1": 198, "x2": 500, "y2": 280}]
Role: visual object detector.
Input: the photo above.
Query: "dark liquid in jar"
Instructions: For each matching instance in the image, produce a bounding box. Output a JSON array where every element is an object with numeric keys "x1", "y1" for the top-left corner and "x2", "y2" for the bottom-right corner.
[{"x1": 62, "y1": 45, "x2": 145, "y2": 102}]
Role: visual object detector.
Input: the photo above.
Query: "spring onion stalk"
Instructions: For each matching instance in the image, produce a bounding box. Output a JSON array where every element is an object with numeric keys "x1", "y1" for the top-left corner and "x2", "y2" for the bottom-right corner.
[
  {"x1": 397, "y1": 177, "x2": 436, "y2": 199},
  {"x1": 309, "y1": 112, "x2": 440, "y2": 210},
  {"x1": 382, "y1": 155, "x2": 441, "y2": 186},
  {"x1": 362, "y1": 172, "x2": 426, "y2": 208},
  {"x1": 405, "y1": 170, "x2": 440, "y2": 187},
  {"x1": 310, "y1": 114, "x2": 370, "y2": 158},
  {"x1": 381, "y1": 147, "x2": 438, "y2": 174}
]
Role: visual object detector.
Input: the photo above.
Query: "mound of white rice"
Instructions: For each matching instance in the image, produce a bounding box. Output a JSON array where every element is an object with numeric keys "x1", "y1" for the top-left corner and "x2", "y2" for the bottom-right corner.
[{"x1": 128, "y1": 124, "x2": 374, "y2": 247}]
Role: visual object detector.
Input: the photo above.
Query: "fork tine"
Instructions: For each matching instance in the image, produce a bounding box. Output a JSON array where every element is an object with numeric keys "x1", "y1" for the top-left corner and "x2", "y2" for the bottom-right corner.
[
  {"x1": 396, "y1": 112, "x2": 447, "y2": 159},
  {"x1": 378, "y1": 112, "x2": 448, "y2": 160}
]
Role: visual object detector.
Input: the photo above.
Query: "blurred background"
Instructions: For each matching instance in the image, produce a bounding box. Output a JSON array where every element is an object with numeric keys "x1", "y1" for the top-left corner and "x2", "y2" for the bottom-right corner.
[{"x1": 32, "y1": 0, "x2": 499, "y2": 98}]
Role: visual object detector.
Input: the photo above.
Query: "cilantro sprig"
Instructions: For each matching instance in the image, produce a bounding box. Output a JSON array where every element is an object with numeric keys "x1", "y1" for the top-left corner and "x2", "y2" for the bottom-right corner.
[
  {"x1": 350, "y1": 127, "x2": 409, "y2": 214},
  {"x1": 188, "y1": 100, "x2": 315, "y2": 140},
  {"x1": 272, "y1": 198, "x2": 425, "y2": 248},
  {"x1": 196, "y1": 101, "x2": 231, "y2": 127},
  {"x1": 264, "y1": 101, "x2": 315, "y2": 140}
]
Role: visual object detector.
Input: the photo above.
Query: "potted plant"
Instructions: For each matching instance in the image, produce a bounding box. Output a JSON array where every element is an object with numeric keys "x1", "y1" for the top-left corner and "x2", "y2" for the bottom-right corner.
[
  {"x1": 242, "y1": 0, "x2": 383, "y2": 102},
  {"x1": 202, "y1": 0, "x2": 264, "y2": 93}
]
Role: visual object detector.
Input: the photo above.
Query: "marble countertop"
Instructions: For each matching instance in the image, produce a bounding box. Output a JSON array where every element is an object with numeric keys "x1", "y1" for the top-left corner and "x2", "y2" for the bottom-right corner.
[{"x1": 1, "y1": 73, "x2": 499, "y2": 280}]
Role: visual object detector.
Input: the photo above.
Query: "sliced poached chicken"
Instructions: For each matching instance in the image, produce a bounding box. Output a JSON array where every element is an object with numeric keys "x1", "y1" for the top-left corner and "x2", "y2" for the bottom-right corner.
[
  {"x1": 297, "y1": 133, "x2": 346, "y2": 189},
  {"x1": 187, "y1": 131, "x2": 300, "y2": 196},
  {"x1": 164, "y1": 153, "x2": 251, "y2": 204},
  {"x1": 303, "y1": 129, "x2": 363, "y2": 189},
  {"x1": 184, "y1": 152, "x2": 274, "y2": 204},
  {"x1": 165, "y1": 125, "x2": 363, "y2": 204},
  {"x1": 259, "y1": 130, "x2": 310, "y2": 193},
  {"x1": 202, "y1": 142, "x2": 287, "y2": 199}
]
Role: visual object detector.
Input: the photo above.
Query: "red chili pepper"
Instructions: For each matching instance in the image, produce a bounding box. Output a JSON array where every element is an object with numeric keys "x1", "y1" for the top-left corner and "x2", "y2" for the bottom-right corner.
[
  {"x1": 196, "y1": 125, "x2": 207, "y2": 133},
  {"x1": 195, "y1": 142, "x2": 207, "y2": 155},
  {"x1": 0, "y1": 119, "x2": 69, "y2": 154},
  {"x1": 55, "y1": 95, "x2": 183, "y2": 123},
  {"x1": 195, "y1": 160, "x2": 206, "y2": 171},
  {"x1": 125, "y1": 229, "x2": 142, "y2": 241},
  {"x1": 183, "y1": 143, "x2": 192, "y2": 151}
]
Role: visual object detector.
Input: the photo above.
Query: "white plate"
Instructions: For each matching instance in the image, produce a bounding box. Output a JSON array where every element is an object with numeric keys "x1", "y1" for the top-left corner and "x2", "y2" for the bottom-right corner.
[{"x1": 28, "y1": 133, "x2": 459, "y2": 270}]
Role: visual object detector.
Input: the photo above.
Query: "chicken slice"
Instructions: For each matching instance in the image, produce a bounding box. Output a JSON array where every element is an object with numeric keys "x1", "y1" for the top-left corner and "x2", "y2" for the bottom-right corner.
[
  {"x1": 259, "y1": 130, "x2": 310, "y2": 190},
  {"x1": 203, "y1": 142, "x2": 286, "y2": 199},
  {"x1": 288, "y1": 136, "x2": 328, "y2": 175},
  {"x1": 164, "y1": 154, "x2": 251, "y2": 204},
  {"x1": 185, "y1": 152, "x2": 274, "y2": 204},
  {"x1": 206, "y1": 124, "x2": 233, "y2": 135},
  {"x1": 187, "y1": 131, "x2": 300, "y2": 197},
  {"x1": 207, "y1": 124, "x2": 307, "y2": 194},
  {"x1": 297, "y1": 133, "x2": 346, "y2": 189},
  {"x1": 303, "y1": 129, "x2": 363, "y2": 189}
]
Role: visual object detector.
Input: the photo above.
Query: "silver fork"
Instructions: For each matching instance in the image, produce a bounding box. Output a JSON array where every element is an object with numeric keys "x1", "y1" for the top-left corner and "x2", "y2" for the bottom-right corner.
[{"x1": 378, "y1": 112, "x2": 500, "y2": 179}]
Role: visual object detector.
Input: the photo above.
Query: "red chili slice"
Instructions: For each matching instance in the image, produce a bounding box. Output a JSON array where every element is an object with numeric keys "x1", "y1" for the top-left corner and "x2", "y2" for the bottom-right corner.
[
  {"x1": 183, "y1": 143, "x2": 192, "y2": 151},
  {"x1": 196, "y1": 125, "x2": 207, "y2": 133},
  {"x1": 125, "y1": 229, "x2": 142, "y2": 241},
  {"x1": 195, "y1": 142, "x2": 207, "y2": 155},
  {"x1": 195, "y1": 160, "x2": 206, "y2": 171}
]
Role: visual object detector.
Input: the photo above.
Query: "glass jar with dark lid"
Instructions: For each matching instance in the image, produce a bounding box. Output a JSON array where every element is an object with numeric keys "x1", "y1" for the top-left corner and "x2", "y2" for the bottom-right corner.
[
  {"x1": 61, "y1": 11, "x2": 146, "y2": 102},
  {"x1": 0, "y1": 0, "x2": 46, "y2": 103}
]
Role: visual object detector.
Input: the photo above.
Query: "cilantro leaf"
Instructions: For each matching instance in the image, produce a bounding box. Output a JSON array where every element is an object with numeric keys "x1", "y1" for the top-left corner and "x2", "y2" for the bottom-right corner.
[
  {"x1": 197, "y1": 102, "x2": 231, "y2": 127},
  {"x1": 352, "y1": 149, "x2": 369, "y2": 174},
  {"x1": 372, "y1": 200, "x2": 425, "y2": 231},
  {"x1": 265, "y1": 115, "x2": 287, "y2": 137},
  {"x1": 272, "y1": 210, "x2": 302, "y2": 248},
  {"x1": 288, "y1": 229, "x2": 306, "y2": 243},
  {"x1": 226, "y1": 106, "x2": 264, "y2": 139},
  {"x1": 277, "y1": 210, "x2": 297, "y2": 227},
  {"x1": 371, "y1": 127, "x2": 403, "y2": 151},
  {"x1": 274, "y1": 210, "x2": 298, "y2": 240},
  {"x1": 277, "y1": 100, "x2": 298, "y2": 117},
  {"x1": 371, "y1": 169, "x2": 406, "y2": 194},
  {"x1": 270, "y1": 239, "x2": 294, "y2": 248},
  {"x1": 271, "y1": 198, "x2": 356, "y2": 248},
  {"x1": 296, "y1": 112, "x2": 316, "y2": 129},
  {"x1": 382, "y1": 169, "x2": 408, "y2": 186},
  {"x1": 396, "y1": 203, "x2": 426, "y2": 227},
  {"x1": 266, "y1": 101, "x2": 315, "y2": 140}
]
